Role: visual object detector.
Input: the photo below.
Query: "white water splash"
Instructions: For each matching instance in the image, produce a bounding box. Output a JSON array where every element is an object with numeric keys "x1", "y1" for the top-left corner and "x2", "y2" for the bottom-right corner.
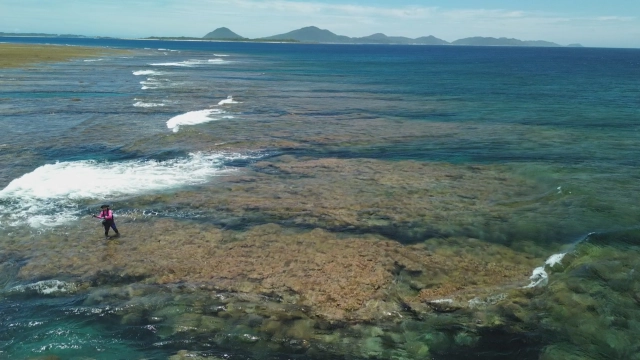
[
  {"x1": 545, "y1": 253, "x2": 566, "y2": 267},
  {"x1": 0, "y1": 152, "x2": 255, "y2": 227},
  {"x1": 150, "y1": 59, "x2": 229, "y2": 67},
  {"x1": 218, "y1": 96, "x2": 240, "y2": 105},
  {"x1": 524, "y1": 266, "x2": 549, "y2": 288},
  {"x1": 166, "y1": 109, "x2": 226, "y2": 132},
  {"x1": 8, "y1": 280, "x2": 78, "y2": 295}
]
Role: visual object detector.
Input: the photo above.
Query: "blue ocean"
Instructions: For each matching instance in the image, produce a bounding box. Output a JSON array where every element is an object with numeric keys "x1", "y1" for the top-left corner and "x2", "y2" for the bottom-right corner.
[{"x1": 1, "y1": 37, "x2": 640, "y2": 359}]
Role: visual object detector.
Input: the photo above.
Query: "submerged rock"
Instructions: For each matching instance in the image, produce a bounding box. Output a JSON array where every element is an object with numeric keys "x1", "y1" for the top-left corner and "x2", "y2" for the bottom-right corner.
[{"x1": 169, "y1": 350, "x2": 220, "y2": 360}]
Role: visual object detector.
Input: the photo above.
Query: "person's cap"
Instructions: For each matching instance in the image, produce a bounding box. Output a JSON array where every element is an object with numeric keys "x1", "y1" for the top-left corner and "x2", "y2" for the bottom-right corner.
[{"x1": 100, "y1": 204, "x2": 110, "y2": 209}]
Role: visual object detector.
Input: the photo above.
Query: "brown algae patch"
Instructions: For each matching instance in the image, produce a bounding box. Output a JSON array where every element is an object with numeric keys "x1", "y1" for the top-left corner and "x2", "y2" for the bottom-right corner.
[
  {"x1": 155, "y1": 156, "x2": 567, "y2": 245},
  {"x1": 0, "y1": 155, "x2": 581, "y2": 358},
  {"x1": 12, "y1": 219, "x2": 540, "y2": 322},
  {"x1": 3, "y1": 156, "x2": 561, "y2": 323},
  {"x1": 0, "y1": 43, "x2": 126, "y2": 68},
  {"x1": 0, "y1": 156, "x2": 572, "y2": 357},
  {"x1": 3, "y1": 220, "x2": 545, "y2": 358}
]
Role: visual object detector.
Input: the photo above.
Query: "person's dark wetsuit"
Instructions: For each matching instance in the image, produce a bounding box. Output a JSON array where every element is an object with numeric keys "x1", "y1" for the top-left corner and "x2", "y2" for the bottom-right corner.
[{"x1": 94, "y1": 206, "x2": 119, "y2": 238}]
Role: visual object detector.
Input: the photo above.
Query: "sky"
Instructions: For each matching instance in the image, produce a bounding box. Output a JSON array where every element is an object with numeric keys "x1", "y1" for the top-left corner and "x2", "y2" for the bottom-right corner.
[{"x1": 1, "y1": 0, "x2": 639, "y2": 48}]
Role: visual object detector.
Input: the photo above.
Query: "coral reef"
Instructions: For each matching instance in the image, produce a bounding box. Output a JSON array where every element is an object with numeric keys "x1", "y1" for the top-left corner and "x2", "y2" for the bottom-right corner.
[
  {"x1": 4, "y1": 155, "x2": 635, "y2": 358},
  {"x1": 10, "y1": 220, "x2": 539, "y2": 322},
  {"x1": 0, "y1": 43, "x2": 126, "y2": 68},
  {"x1": 124, "y1": 156, "x2": 577, "y2": 246}
]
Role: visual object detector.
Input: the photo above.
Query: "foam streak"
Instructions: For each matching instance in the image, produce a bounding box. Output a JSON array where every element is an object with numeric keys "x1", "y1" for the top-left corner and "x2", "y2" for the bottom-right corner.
[{"x1": 166, "y1": 109, "x2": 225, "y2": 132}]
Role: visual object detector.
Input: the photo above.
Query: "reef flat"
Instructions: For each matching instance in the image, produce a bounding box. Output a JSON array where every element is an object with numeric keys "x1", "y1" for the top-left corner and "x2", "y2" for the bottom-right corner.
[
  {"x1": 1, "y1": 155, "x2": 558, "y2": 358},
  {"x1": 0, "y1": 43, "x2": 124, "y2": 68}
]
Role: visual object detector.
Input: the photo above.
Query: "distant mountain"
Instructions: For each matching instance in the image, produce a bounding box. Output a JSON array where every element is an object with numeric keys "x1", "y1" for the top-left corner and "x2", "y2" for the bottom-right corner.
[
  {"x1": 199, "y1": 26, "x2": 574, "y2": 47},
  {"x1": 451, "y1": 37, "x2": 561, "y2": 47},
  {"x1": 414, "y1": 36, "x2": 450, "y2": 45},
  {"x1": 567, "y1": 43, "x2": 584, "y2": 47},
  {"x1": 262, "y1": 26, "x2": 351, "y2": 42},
  {"x1": 0, "y1": 32, "x2": 55, "y2": 37},
  {"x1": 203, "y1": 27, "x2": 244, "y2": 40},
  {"x1": 355, "y1": 33, "x2": 449, "y2": 45},
  {"x1": 356, "y1": 33, "x2": 392, "y2": 43},
  {"x1": 0, "y1": 32, "x2": 86, "y2": 38},
  {"x1": 258, "y1": 26, "x2": 448, "y2": 45}
]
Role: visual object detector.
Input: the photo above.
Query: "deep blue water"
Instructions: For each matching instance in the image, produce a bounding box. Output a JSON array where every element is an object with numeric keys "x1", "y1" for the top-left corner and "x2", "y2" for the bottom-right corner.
[
  {"x1": 1, "y1": 37, "x2": 639, "y2": 168},
  {"x1": 1, "y1": 37, "x2": 640, "y2": 359}
]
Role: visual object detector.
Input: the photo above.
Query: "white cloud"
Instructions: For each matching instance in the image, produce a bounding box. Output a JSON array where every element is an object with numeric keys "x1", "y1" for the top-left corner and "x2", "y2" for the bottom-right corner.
[{"x1": 595, "y1": 16, "x2": 635, "y2": 21}]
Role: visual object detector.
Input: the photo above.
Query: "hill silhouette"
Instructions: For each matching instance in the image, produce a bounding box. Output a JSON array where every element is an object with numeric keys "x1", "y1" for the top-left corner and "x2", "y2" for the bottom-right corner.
[
  {"x1": 261, "y1": 26, "x2": 351, "y2": 42},
  {"x1": 451, "y1": 37, "x2": 560, "y2": 47},
  {"x1": 200, "y1": 26, "x2": 572, "y2": 47},
  {"x1": 203, "y1": 27, "x2": 245, "y2": 40},
  {"x1": 355, "y1": 33, "x2": 449, "y2": 45}
]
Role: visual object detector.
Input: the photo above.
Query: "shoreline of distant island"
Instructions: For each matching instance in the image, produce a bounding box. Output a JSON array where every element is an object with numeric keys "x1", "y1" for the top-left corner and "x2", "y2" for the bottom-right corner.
[{"x1": 0, "y1": 26, "x2": 585, "y2": 47}]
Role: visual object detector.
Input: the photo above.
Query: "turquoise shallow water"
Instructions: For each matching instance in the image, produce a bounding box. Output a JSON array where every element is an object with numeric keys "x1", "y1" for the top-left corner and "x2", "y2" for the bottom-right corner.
[{"x1": 0, "y1": 37, "x2": 640, "y2": 359}]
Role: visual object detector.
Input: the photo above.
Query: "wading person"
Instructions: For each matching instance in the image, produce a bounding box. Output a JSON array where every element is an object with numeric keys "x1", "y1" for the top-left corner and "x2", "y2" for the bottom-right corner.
[{"x1": 93, "y1": 204, "x2": 120, "y2": 238}]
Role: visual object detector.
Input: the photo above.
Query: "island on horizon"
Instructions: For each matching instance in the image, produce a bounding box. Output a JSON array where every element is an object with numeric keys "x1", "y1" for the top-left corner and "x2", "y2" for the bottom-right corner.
[
  {"x1": 0, "y1": 26, "x2": 584, "y2": 47},
  {"x1": 196, "y1": 26, "x2": 582, "y2": 47}
]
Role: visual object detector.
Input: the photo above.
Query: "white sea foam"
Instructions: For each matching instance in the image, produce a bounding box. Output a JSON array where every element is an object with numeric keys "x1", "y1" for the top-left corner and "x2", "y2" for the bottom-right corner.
[
  {"x1": 8, "y1": 280, "x2": 78, "y2": 295},
  {"x1": 218, "y1": 95, "x2": 240, "y2": 105},
  {"x1": 132, "y1": 70, "x2": 164, "y2": 76},
  {"x1": 524, "y1": 267, "x2": 548, "y2": 288},
  {"x1": 151, "y1": 59, "x2": 228, "y2": 67},
  {"x1": 140, "y1": 78, "x2": 161, "y2": 85},
  {"x1": 214, "y1": 54, "x2": 230, "y2": 57},
  {"x1": 428, "y1": 299, "x2": 454, "y2": 304},
  {"x1": 83, "y1": 59, "x2": 103, "y2": 62},
  {"x1": 140, "y1": 77, "x2": 169, "y2": 90},
  {"x1": 133, "y1": 101, "x2": 165, "y2": 108},
  {"x1": 141, "y1": 82, "x2": 161, "y2": 90},
  {"x1": 166, "y1": 109, "x2": 226, "y2": 132},
  {"x1": 545, "y1": 253, "x2": 566, "y2": 267},
  {"x1": 150, "y1": 61, "x2": 193, "y2": 67},
  {"x1": 0, "y1": 152, "x2": 251, "y2": 227},
  {"x1": 523, "y1": 251, "x2": 568, "y2": 288}
]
